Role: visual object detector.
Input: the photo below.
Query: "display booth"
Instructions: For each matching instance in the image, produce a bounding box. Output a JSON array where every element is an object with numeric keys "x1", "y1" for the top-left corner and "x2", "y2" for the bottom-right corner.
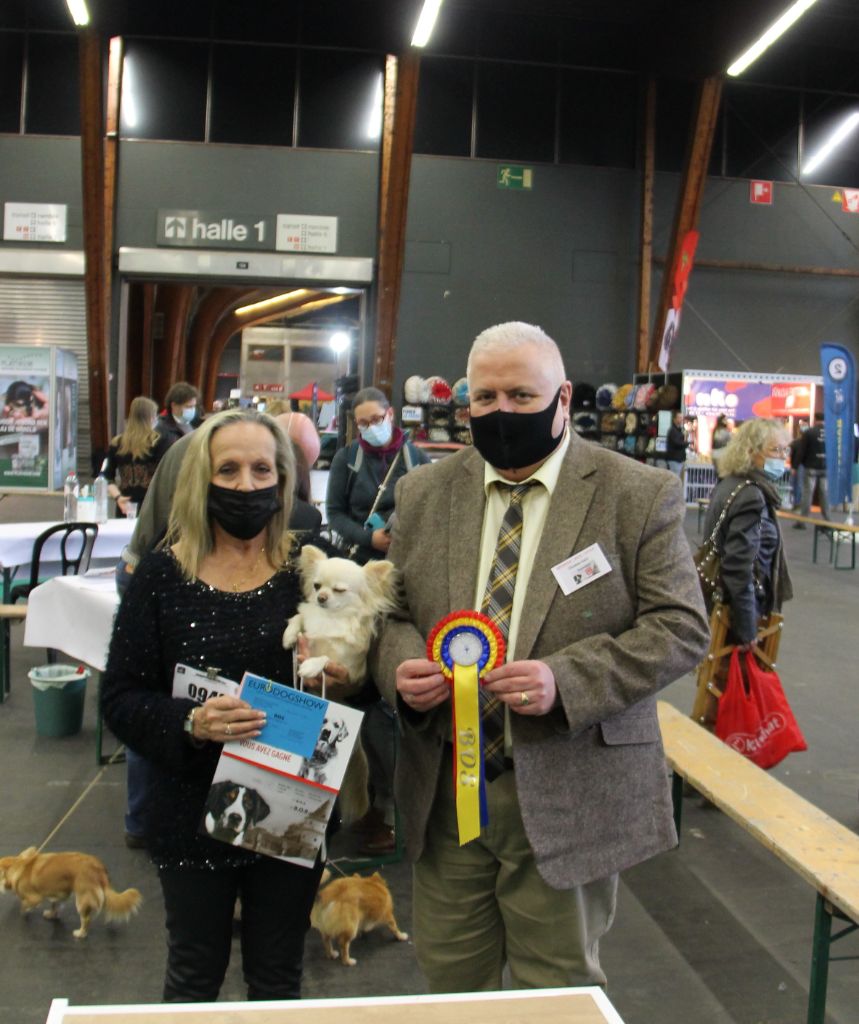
[
  {"x1": 681, "y1": 369, "x2": 822, "y2": 505},
  {"x1": 683, "y1": 370, "x2": 821, "y2": 457},
  {"x1": 0, "y1": 344, "x2": 78, "y2": 493}
]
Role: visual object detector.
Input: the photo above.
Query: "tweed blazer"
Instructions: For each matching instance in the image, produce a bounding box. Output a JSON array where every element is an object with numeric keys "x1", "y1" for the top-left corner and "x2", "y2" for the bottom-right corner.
[{"x1": 372, "y1": 434, "x2": 710, "y2": 889}]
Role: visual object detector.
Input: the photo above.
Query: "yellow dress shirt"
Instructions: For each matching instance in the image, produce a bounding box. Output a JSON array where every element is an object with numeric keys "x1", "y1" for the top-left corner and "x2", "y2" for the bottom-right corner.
[{"x1": 474, "y1": 429, "x2": 570, "y2": 749}]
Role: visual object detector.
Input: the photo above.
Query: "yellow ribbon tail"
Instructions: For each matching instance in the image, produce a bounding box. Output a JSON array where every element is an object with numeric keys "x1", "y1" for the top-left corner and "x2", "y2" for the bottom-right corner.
[{"x1": 453, "y1": 663, "x2": 482, "y2": 845}]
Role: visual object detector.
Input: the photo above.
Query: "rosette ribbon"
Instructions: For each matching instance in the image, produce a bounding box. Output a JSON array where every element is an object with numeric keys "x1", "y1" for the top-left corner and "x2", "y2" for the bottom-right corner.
[{"x1": 427, "y1": 610, "x2": 505, "y2": 845}]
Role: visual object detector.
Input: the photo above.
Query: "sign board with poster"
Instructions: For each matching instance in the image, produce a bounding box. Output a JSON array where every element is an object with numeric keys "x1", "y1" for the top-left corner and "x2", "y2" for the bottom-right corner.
[
  {"x1": 3, "y1": 202, "x2": 68, "y2": 243},
  {"x1": 0, "y1": 345, "x2": 77, "y2": 492}
]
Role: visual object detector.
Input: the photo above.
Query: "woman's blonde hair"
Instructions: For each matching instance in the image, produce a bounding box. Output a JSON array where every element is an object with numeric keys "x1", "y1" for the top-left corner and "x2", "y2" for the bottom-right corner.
[
  {"x1": 717, "y1": 418, "x2": 784, "y2": 478},
  {"x1": 166, "y1": 409, "x2": 295, "y2": 580},
  {"x1": 114, "y1": 396, "x2": 159, "y2": 459}
]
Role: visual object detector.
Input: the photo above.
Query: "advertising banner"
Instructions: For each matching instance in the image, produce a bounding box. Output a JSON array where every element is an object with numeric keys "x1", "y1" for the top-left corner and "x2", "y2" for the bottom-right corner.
[
  {"x1": 684, "y1": 378, "x2": 772, "y2": 421},
  {"x1": 820, "y1": 344, "x2": 856, "y2": 506},
  {"x1": 657, "y1": 230, "x2": 699, "y2": 372},
  {"x1": 0, "y1": 346, "x2": 51, "y2": 488}
]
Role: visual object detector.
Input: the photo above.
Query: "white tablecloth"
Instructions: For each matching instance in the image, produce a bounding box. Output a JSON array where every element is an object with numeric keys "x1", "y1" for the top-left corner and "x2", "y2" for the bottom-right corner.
[
  {"x1": 24, "y1": 574, "x2": 119, "y2": 672},
  {"x1": 0, "y1": 518, "x2": 135, "y2": 573}
]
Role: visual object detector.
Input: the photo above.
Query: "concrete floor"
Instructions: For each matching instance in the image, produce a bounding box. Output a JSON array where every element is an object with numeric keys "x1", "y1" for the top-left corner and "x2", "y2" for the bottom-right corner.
[{"x1": 1, "y1": 490, "x2": 857, "y2": 1023}]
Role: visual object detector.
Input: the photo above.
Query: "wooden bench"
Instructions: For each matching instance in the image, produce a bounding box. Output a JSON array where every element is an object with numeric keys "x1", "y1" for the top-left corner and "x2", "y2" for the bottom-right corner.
[
  {"x1": 0, "y1": 603, "x2": 27, "y2": 703},
  {"x1": 658, "y1": 700, "x2": 859, "y2": 1024},
  {"x1": 777, "y1": 509, "x2": 859, "y2": 570}
]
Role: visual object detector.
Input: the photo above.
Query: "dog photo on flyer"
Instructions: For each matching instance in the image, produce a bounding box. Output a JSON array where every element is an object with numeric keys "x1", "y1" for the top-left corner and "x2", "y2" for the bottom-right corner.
[{"x1": 200, "y1": 672, "x2": 364, "y2": 868}]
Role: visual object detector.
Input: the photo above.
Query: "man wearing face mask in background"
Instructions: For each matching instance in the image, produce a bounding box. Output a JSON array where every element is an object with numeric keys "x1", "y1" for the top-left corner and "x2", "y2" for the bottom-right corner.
[
  {"x1": 156, "y1": 381, "x2": 202, "y2": 448},
  {"x1": 372, "y1": 322, "x2": 709, "y2": 991}
]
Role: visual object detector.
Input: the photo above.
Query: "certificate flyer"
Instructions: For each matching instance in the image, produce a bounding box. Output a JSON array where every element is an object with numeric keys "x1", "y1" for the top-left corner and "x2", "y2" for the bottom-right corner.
[{"x1": 200, "y1": 671, "x2": 364, "y2": 868}]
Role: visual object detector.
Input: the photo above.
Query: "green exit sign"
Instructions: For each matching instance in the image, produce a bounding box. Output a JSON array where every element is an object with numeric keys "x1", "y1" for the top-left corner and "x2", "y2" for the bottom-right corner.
[{"x1": 497, "y1": 165, "x2": 533, "y2": 190}]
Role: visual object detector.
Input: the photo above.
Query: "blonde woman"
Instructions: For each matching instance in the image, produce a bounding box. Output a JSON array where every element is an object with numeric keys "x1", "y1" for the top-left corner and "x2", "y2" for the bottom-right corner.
[
  {"x1": 101, "y1": 409, "x2": 345, "y2": 1003},
  {"x1": 105, "y1": 396, "x2": 170, "y2": 516},
  {"x1": 700, "y1": 418, "x2": 794, "y2": 724}
]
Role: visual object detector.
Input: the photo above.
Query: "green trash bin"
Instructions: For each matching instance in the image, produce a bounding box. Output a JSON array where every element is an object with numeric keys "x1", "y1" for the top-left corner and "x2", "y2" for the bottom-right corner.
[{"x1": 29, "y1": 664, "x2": 91, "y2": 738}]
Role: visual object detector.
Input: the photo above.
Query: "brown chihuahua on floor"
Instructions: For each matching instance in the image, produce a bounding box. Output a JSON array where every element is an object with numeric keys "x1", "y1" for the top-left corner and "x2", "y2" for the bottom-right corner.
[
  {"x1": 311, "y1": 869, "x2": 408, "y2": 966},
  {"x1": 0, "y1": 847, "x2": 142, "y2": 940}
]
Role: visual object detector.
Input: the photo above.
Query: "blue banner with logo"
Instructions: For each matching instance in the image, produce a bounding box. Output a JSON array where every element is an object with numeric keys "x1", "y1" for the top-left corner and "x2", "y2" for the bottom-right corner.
[{"x1": 820, "y1": 344, "x2": 856, "y2": 506}]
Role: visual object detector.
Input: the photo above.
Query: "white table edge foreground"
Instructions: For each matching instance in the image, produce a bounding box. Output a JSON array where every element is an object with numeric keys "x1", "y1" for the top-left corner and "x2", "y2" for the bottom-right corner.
[{"x1": 46, "y1": 987, "x2": 625, "y2": 1023}]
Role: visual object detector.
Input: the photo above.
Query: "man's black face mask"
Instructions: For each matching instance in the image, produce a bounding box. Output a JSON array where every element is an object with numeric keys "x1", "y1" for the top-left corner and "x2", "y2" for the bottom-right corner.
[{"x1": 469, "y1": 387, "x2": 564, "y2": 470}]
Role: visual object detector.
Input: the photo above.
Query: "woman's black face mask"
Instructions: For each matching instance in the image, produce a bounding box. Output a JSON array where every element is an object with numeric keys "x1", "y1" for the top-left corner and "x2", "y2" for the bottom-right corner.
[
  {"x1": 207, "y1": 483, "x2": 281, "y2": 540},
  {"x1": 469, "y1": 387, "x2": 564, "y2": 470}
]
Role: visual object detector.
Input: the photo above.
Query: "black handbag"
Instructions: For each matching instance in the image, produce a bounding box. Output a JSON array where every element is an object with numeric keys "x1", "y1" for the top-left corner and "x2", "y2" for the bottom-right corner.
[{"x1": 694, "y1": 479, "x2": 752, "y2": 609}]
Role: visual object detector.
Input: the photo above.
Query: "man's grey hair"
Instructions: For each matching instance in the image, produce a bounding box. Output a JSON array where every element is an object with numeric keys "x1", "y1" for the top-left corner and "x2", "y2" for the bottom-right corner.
[{"x1": 466, "y1": 322, "x2": 566, "y2": 384}]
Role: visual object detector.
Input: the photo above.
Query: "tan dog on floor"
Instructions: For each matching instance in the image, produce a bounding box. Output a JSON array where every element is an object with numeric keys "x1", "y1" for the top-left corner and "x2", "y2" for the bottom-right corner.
[
  {"x1": 311, "y1": 869, "x2": 408, "y2": 966},
  {"x1": 0, "y1": 847, "x2": 142, "y2": 940}
]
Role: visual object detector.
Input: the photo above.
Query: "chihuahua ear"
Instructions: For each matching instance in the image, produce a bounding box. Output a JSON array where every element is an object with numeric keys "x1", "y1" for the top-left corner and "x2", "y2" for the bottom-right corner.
[
  {"x1": 363, "y1": 559, "x2": 399, "y2": 610},
  {"x1": 298, "y1": 544, "x2": 327, "y2": 576}
]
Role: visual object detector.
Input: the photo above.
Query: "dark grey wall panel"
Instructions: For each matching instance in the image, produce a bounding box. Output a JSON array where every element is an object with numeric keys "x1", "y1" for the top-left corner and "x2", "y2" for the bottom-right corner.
[
  {"x1": 394, "y1": 157, "x2": 641, "y2": 399},
  {"x1": 654, "y1": 175, "x2": 859, "y2": 377},
  {"x1": 114, "y1": 141, "x2": 380, "y2": 257},
  {"x1": 3, "y1": 134, "x2": 857, "y2": 398},
  {"x1": 0, "y1": 137, "x2": 83, "y2": 248}
]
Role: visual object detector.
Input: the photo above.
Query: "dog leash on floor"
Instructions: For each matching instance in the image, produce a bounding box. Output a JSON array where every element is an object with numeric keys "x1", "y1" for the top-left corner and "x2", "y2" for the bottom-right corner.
[{"x1": 37, "y1": 744, "x2": 127, "y2": 853}]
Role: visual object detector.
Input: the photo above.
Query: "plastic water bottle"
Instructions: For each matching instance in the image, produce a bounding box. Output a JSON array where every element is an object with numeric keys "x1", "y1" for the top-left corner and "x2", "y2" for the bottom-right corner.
[
  {"x1": 94, "y1": 460, "x2": 109, "y2": 524},
  {"x1": 63, "y1": 471, "x2": 79, "y2": 523}
]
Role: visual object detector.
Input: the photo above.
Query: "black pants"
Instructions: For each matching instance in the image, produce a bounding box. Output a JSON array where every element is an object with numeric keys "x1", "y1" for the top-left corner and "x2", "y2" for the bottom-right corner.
[{"x1": 158, "y1": 855, "x2": 323, "y2": 1003}]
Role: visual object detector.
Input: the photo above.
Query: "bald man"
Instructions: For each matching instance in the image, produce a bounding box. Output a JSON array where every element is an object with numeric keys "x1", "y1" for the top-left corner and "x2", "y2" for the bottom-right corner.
[
  {"x1": 275, "y1": 410, "x2": 320, "y2": 468},
  {"x1": 372, "y1": 321, "x2": 709, "y2": 992}
]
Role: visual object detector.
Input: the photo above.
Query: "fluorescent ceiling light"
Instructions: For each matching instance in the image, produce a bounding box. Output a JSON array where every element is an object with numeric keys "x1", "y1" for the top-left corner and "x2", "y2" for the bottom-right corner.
[
  {"x1": 726, "y1": 0, "x2": 820, "y2": 77},
  {"x1": 65, "y1": 0, "x2": 90, "y2": 26},
  {"x1": 412, "y1": 0, "x2": 444, "y2": 47},
  {"x1": 236, "y1": 289, "x2": 308, "y2": 315},
  {"x1": 803, "y1": 111, "x2": 859, "y2": 176}
]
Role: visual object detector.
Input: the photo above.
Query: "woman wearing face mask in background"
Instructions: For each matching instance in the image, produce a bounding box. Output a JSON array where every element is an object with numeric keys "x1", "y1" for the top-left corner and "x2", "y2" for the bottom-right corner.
[
  {"x1": 325, "y1": 386, "x2": 430, "y2": 565},
  {"x1": 155, "y1": 381, "x2": 202, "y2": 448},
  {"x1": 324, "y1": 387, "x2": 430, "y2": 853},
  {"x1": 698, "y1": 418, "x2": 793, "y2": 730},
  {"x1": 101, "y1": 409, "x2": 349, "y2": 1002}
]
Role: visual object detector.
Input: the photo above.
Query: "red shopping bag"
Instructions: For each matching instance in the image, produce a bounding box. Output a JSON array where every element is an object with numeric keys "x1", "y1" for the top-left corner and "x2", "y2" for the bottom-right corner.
[{"x1": 715, "y1": 649, "x2": 807, "y2": 769}]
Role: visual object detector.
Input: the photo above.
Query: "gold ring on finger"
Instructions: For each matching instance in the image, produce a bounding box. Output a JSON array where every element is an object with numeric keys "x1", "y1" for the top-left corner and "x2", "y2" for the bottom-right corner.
[
  {"x1": 520, "y1": 691, "x2": 530, "y2": 707},
  {"x1": 225, "y1": 722, "x2": 232, "y2": 736}
]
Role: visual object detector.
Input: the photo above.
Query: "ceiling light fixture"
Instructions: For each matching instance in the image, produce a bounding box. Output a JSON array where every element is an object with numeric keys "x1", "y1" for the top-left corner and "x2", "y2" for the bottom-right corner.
[
  {"x1": 412, "y1": 0, "x2": 444, "y2": 48},
  {"x1": 726, "y1": 0, "x2": 820, "y2": 77},
  {"x1": 803, "y1": 111, "x2": 859, "y2": 176},
  {"x1": 235, "y1": 289, "x2": 309, "y2": 316},
  {"x1": 65, "y1": 0, "x2": 90, "y2": 26},
  {"x1": 329, "y1": 331, "x2": 350, "y2": 354},
  {"x1": 367, "y1": 73, "x2": 383, "y2": 139},
  {"x1": 120, "y1": 57, "x2": 138, "y2": 129}
]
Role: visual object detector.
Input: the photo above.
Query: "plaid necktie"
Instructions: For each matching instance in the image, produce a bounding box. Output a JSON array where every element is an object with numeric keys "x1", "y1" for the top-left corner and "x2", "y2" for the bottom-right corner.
[{"x1": 480, "y1": 482, "x2": 533, "y2": 781}]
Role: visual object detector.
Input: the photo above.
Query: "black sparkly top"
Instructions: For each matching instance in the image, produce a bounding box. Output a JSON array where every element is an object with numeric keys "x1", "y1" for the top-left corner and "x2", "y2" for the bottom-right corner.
[{"x1": 101, "y1": 548, "x2": 300, "y2": 869}]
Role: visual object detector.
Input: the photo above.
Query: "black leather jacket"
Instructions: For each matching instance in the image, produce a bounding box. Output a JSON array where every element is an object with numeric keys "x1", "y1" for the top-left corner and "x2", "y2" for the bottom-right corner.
[{"x1": 703, "y1": 475, "x2": 781, "y2": 643}]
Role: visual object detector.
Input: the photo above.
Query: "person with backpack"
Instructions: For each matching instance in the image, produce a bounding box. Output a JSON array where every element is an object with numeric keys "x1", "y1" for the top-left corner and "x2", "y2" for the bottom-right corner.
[
  {"x1": 326, "y1": 387, "x2": 431, "y2": 564},
  {"x1": 325, "y1": 387, "x2": 431, "y2": 853}
]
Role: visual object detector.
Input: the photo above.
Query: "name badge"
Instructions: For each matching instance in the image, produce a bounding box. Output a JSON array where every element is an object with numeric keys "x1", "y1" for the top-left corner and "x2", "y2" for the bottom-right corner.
[{"x1": 551, "y1": 543, "x2": 612, "y2": 596}]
